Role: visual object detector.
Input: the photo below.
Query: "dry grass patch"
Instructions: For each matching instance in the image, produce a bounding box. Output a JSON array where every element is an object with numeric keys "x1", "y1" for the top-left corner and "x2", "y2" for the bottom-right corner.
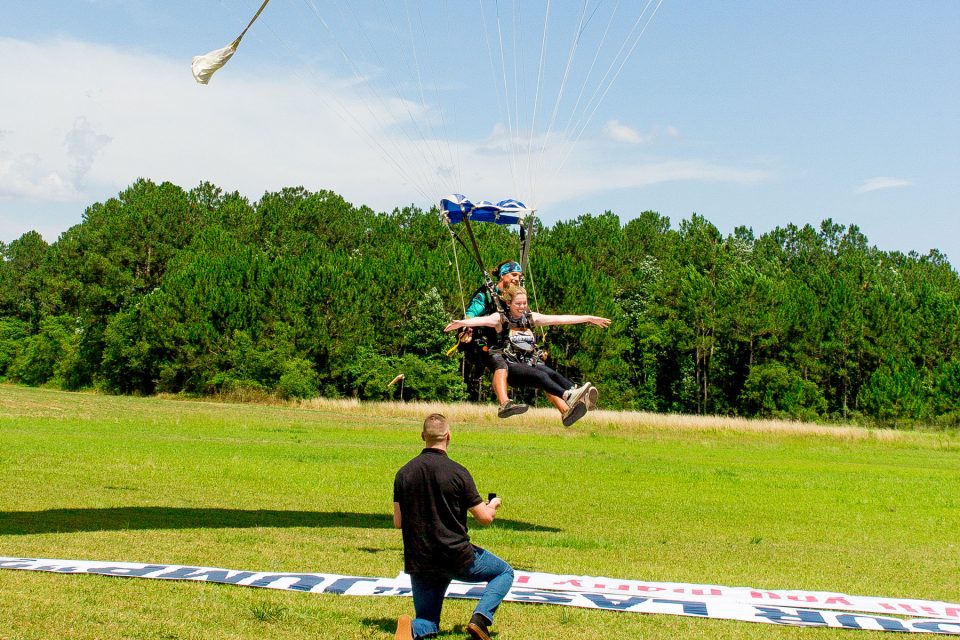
[{"x1": 294, "y1": 397, "x2": 937, "y2": 442}]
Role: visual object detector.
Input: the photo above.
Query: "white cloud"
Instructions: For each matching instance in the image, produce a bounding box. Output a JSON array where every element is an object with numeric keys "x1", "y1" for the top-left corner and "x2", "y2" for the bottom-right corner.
[
  {"x1": 604, "y1": 119, "x2": 653, "y2": 145},
  {"x1": 0, "y1": 152, "x2": 78, "y2": 202},
  {"x1": 66, "y1": 117, "x2": 112, "y2": 186},
  {"x1": 531, "y1": 156, "x2": 773, "y2": 210},
  {"x1": 0, "y1": 36, "x2": 773, "y2": 242},
  {"x1": 856, "y1": 177, "x2": 914, "y2": 194}
]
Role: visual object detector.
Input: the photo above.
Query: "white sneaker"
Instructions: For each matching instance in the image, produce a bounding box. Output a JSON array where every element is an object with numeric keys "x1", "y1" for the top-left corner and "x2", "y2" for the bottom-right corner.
[
  {"x1": 563, "y1": 382, "x2": 592, "y2": 408},
  {"x1": 561, "y1": 401, "x2": 587, "y2": 427},
  {"x1": 586, "y1": 385, "x2": 598, "y2": 411}
]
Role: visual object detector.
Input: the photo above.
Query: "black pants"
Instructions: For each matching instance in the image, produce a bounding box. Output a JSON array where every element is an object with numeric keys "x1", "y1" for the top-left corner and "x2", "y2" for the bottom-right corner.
[
  {"x1": 506, "y1": 360, "x2": 573, "y2": 398},
  {"x1": 461, "y1": 346, "x2": 510, "y2": 402}
]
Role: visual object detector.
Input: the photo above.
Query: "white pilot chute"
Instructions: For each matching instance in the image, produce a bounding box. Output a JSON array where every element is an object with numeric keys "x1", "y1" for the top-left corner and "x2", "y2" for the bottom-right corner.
[{"x1": 192, "y1": 0, "x2": 270, "y2": 84}]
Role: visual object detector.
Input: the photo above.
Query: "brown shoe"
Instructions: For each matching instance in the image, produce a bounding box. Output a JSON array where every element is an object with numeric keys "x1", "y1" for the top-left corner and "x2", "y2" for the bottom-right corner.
[
  {"x1": 394, "y1": 614, "x2": 413, "y2": 640},
  {"x1": 467, "y1": 613, "x2": 492, "y2": 640}
]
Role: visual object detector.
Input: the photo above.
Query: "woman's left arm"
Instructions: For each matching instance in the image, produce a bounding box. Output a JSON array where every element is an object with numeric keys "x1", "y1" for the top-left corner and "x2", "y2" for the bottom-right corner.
[{"x1": 531, "y1": 312, "x2": 611, "y2": 328}]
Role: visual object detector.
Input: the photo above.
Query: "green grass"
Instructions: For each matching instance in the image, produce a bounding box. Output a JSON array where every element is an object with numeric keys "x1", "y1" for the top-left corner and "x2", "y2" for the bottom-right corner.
[{"x1": 0, "y1": 384, "x2": 958, "y2": 639}]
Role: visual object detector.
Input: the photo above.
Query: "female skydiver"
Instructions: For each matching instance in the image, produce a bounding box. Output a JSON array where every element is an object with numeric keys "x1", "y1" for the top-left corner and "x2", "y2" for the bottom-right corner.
[
  {"x1": 458, "y1": 260, "x2": 526, "y2": 418},
  {"x1": 445, "y1": 285, "x2": 610, "y2": 427}
]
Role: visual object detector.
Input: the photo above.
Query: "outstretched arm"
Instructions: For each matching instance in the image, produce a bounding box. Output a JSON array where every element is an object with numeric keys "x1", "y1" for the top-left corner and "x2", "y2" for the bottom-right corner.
[
  {"x1": 444, "y1": 312, "x2": 501, "y2": 333},
  {"x1": 530, "y1": 312, "x2": 611, "y2": 328}
]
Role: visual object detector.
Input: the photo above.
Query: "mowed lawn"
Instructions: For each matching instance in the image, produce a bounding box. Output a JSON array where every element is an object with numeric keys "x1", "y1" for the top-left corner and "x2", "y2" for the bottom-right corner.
[{"x1": 0, "y1": 385, "x2": 958, "y2": 640}]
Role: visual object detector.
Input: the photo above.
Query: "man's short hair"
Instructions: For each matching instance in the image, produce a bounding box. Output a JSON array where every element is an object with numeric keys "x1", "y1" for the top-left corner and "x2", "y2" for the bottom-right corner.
[{"x1": 422, "y1": 413, "x2": 449, "y2": 444}]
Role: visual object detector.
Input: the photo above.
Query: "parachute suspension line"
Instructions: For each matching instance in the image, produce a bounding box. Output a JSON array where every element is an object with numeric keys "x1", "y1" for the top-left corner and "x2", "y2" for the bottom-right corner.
[
  {"x1": 532, "y1": 0, "x2": 594, "y2": 200},
  {"x1": 441, "y1": 209, "x2": 494, "y2": 300},
  {"x1": 446, "y1": 224, "x2": 468, "y2": 317},
  {"x1": 452, "y1": 234, "x2": 467, "y2": 318},
  {"x1": 402, "y1": 0, "x2": 459, "y2": 196},
  {"x1": 301, "y1": 0, "x2": 436, "y2": 199},
  {"x1": 434, "y1": 0, "x2": 465, "y2": 193},
  {"x1": 510, "y1": 0, "x2": 525, "y2": 198},
  {"x1": 388, "y1": 0, "x2": 460, "y2": 195},
  {"x1": 369, "y1": 0, "x2": 461, "y2": 195},
  {"x1": 518, "y1": 212, "x2": 545, "y2": 339},
  {"x1": 553, "y1": 0, "x2": 666, "y2": 183},
  {"x1": 403, "y1": 0, "x2": 442, "y2": 190},
  {"x1": 480, "y1": 0, "x2": 520, "y2": 196},
  {"x1": 444, "y1": 224, "x2": 470, "y2": 360},
  {"x1": 525, "y1": 0, "x2": 553, "y2": 206},
  {"x1": 558, "y1": 0, "x2": 623, "y2": 145},
  {"x1": 460, "y1": 214, "x2": 503, "y2": 314},
  {"x1": 576, "y1": 0, "x2": 665, "y2": 137},
  {"x1": 220, "y1": 0, "x2": 432, "y2": 202},
  {"x1": 300, "y1": 0, "x2": 430, "y2": 189},
  {"x1": 519, "y1": 214, "x2": 534, "y2": 277},
  {"x1": 522, "y1": 244, "x2": 549, "y2": 344},
  {"x1": 298, "y1": 0, "x2": 442, "y2": 199}
]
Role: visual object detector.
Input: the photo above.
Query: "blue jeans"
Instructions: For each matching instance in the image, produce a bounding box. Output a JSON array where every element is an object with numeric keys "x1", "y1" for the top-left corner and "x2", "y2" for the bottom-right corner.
[{"x1": 410, "y1": 547, "x2": 514, "y2": 639}]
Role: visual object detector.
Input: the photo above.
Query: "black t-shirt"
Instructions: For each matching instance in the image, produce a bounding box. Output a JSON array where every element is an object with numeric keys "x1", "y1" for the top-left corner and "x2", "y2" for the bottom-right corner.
[{"x1": 393, "y1": 448, "x2": 483, "y2": 575}]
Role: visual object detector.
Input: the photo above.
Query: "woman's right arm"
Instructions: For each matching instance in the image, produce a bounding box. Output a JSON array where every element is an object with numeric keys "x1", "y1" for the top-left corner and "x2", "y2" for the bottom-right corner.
[{"x1": 444, "y1": 312, "x2": 501, "y2": 332}]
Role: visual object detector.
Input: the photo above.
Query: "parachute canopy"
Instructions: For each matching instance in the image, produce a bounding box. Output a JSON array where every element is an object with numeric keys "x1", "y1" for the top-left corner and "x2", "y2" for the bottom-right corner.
[{"x1": 440, "y1": 195, "x2": 532, "y2": 226}]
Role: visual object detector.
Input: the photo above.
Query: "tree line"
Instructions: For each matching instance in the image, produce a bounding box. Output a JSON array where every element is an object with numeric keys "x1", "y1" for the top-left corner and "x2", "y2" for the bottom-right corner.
[{"x1": 2, "y1": 178, "x2": 959, "y2": 427}]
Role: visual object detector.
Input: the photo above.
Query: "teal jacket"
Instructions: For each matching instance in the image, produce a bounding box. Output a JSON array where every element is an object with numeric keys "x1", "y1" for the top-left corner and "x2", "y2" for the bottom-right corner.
[{"x1": 466, "y1": 287, "x2": 499, "y2": 319}]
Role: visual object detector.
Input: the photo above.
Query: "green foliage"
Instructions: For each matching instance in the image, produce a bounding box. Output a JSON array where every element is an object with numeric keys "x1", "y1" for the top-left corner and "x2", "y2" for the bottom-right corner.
[
  {"x1": 3, "y1": 180, "x2": 960, "y2": 425},
  {"x1": 402, "y1": 287, "x2": 453, "y2": 356},
  {"x1": 740, "y1": 362, "x2": 827, "y2": 421},
  {"x1": 392, "y1": 353, "x2": 467, "y2": 402},
  {"x1": 275, "y1": 357, "x2": 320, "y2": 399},
  {"x1": 341, "y1": 346, "x2": 466, "y2": 402},
  {"x1": 0, "y1": 317, "x2": 29, "y2": 379},
  {"x1": 857, "y1": 358, "x2": 931, "y2": 425},
  {"x1": 0, "y1": 230, "x2": 52, "y2": 329},
  {"x1": 341, "y1": 346, "x2": 400, "y2": 400},
  {"x1": 7, "y1": 315, "x2": 79, "y2": 387}
]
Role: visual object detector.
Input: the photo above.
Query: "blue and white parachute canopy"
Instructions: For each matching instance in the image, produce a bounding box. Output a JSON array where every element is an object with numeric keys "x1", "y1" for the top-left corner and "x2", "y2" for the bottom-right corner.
[{"x1": 440, "y1": 195, "x2": 532, "y2": 226}]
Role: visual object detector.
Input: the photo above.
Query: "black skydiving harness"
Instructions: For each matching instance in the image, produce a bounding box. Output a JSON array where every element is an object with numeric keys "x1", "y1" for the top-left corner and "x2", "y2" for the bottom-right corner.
[
  {"x1": 495, "y1": 310, "x2": 544, "y2": 366},
  {"x1": 457, "y1": 285, "x2": 507, "y2": 358}
]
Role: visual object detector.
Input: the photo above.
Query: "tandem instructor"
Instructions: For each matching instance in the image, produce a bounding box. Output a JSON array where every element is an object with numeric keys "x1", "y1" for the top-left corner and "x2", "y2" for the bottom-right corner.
[{"x1": 393, "y1": 413, "x2": 514, "y2": 640}]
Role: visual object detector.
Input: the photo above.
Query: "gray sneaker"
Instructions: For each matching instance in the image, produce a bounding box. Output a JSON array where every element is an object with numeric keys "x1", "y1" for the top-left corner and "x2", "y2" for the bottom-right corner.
[
  {"x1": 561, "y1": 401, "x2": 587, "y2": 427},
  {"x1": 586, "y1": 385, "x2": 598, "y2": 411},
  {"x1": 563, "y1": 382, "x2": 592, "y2": 409},
  {"x1": 497, "y1": 400, "x2": 528, "y2": 419}
]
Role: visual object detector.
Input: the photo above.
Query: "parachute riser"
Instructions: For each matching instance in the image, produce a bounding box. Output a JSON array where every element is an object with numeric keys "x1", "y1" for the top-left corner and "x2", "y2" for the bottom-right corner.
[
  {"x1": 519, "y1": 211, "x2": 535, "y2": 287},
  {"x1": 460, "y1": 213, "x2": 504, "y2": 314}
]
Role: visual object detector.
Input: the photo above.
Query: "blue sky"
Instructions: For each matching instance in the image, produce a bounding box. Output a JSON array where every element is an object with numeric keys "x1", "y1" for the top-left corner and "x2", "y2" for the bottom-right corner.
[{"x1": 2, "y1": 1, "x2": 958, "y2": 263}]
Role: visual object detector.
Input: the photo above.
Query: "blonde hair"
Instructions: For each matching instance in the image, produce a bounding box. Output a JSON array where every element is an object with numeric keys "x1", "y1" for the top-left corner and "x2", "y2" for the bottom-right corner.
[
  {"x1": 422, "y1": 413, "x2": 449, "y2": 445},
  {"x1": 500, "y1": 285, "x2": 527, "y2": 304}
]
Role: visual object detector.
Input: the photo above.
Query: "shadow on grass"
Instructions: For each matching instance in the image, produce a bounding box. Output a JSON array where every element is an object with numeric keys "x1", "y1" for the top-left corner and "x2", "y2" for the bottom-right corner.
[{"x1": 0, "y1": 507, "x2": 560, "y2": 535}]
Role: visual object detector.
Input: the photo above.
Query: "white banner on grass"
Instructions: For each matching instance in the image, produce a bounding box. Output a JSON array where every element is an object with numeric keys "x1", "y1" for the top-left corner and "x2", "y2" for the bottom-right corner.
[
  {"x1": 508, "y1": 571, "x2": 960, "y2": 622},
  {"x1": 2, "y1": 558, "x2": 958, "y2": 636}
]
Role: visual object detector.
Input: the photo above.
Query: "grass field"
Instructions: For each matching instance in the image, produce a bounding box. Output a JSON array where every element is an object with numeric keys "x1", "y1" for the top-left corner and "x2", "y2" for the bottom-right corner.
[{"x1": 0, "y1": 384, "x2": 958, "y2": 639}]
